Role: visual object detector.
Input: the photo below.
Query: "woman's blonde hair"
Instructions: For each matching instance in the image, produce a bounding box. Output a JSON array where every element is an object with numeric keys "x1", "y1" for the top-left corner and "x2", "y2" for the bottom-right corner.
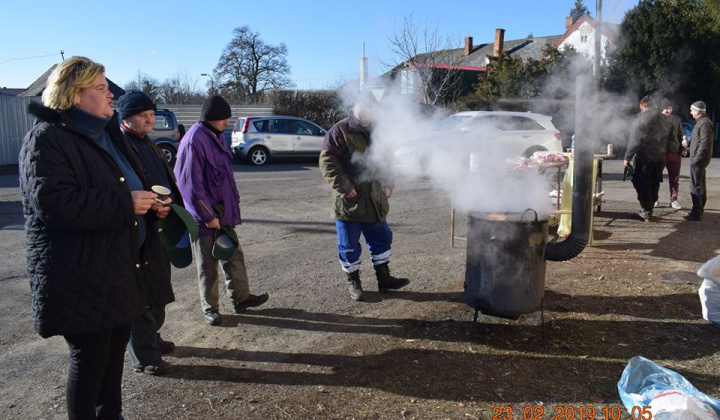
[{"x1": 42, "y1": 56, "x2": 106, "y2": 110}]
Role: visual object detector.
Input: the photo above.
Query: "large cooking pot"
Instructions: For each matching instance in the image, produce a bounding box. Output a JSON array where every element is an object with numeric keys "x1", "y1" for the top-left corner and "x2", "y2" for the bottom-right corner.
[{"x1": 464, "y1": 208, "x2": 548, "y2": 317}]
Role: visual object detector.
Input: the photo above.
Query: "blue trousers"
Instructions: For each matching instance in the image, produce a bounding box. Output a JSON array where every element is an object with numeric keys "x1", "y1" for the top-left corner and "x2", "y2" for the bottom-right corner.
[{"x1": 336, "y1": 220, "x2": 392, "y2": 273}]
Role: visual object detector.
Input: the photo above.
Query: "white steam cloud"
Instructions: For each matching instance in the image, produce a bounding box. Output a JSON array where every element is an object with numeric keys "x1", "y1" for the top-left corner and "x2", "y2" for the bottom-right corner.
[{"x1": 343, "y1": 53, "x2": 643, "y2": 220}]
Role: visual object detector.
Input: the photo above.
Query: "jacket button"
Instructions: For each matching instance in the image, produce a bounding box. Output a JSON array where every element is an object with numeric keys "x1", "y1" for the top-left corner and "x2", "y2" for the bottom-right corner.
[
  {"x1": 144, "y1": 261, "x2": 149, "y2": 265},
  {"x1": 120, "y1": 177, "x2": 125, "y2": 182},
  {"x1": 134, "y1": 221, "x2": 138, "y2": 226},
  {"x1": 135, "y1": 263, "x2": 140, "y2": 268}
]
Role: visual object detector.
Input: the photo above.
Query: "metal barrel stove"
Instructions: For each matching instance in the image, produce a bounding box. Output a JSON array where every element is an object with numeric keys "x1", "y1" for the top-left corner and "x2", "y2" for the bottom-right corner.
[
  {"x1": 464, "y1": 209, "x2": 548, "y2": 318},
  {"x1": 463, "y1": 75, "x2": 596, "y2": 334}
]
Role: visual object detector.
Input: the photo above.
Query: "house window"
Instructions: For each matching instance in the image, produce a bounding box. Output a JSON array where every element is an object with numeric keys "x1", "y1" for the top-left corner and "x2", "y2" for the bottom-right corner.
[
  {"x1": 580, "y1": 35, "x2": 588, "y2": 42},
  {"x1": 400, "y1": 69, "x2": 415, "y2": 95}
]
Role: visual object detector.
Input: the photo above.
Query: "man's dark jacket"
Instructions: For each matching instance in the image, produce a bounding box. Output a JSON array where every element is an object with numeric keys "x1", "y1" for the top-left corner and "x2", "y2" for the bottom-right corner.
[
  {"x1": 20, "y1": 102, "x2": 148, "y2": 338},
  {"x1": 689, "y1": 115, "x2": 714, "y2": 168},
  {"x1": 319, "y1": 112, "x2": 394, "y2": 222},
  {"x1": 624, "y1": 107, "x2": 675, "y2": 163},
  {"x1": 122, "y1": 128, "x2": 185, "y2": 309}
]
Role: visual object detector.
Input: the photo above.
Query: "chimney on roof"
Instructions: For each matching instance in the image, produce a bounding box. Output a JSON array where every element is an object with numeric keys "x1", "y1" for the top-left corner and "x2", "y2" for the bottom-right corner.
[
  {"x1": 566, "y1": 17, "x2": 574, "y2": 31},
  {"x1": 359, "y1": 42, "x2": 368, "y2": 90},
  {"x1": 464, "y1": 36, "x2": 473, "y2": 56},
  {"x1": 493, "y1": 28, "x2": 505, "y2": 57}
]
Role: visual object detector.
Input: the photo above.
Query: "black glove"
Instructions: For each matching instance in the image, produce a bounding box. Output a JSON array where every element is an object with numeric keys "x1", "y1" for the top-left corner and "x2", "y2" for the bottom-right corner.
[{"x1": 623, "y1": 164, "x2": 634, "y2": 182}]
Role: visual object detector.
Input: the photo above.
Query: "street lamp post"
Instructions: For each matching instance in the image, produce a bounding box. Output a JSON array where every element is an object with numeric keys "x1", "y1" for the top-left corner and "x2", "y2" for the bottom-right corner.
[{"x1": 201, "y1": 73, "x2": 214, "y2": 94}]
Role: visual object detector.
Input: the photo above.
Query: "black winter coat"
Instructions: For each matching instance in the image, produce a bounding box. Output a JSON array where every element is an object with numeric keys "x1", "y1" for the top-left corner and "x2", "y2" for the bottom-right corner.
[
  {"x1": 624, "y1": 107, "x2": 674, "y2": 163},
  {"x1": 20, "y1": 102, "x2": 147, "y2": 338},
  {"x1": 122, "y1": 129, "x2": 184, "y2": 308}
]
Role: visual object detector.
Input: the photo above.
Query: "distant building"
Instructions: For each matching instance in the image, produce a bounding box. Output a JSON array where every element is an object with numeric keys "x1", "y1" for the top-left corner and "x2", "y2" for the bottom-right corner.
[
  {"x1": 348, "y1": 14, "x2": 617, "y2": 104},
  {"x1": 553, "y1": 15, "x2": 618, "y2": 61},
  {"x1": 0, "y1": 88, "x2": 26, "y2": 97}
]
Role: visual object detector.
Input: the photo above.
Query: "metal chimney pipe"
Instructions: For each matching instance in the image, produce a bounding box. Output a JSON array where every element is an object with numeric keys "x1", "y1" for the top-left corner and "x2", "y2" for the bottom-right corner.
[{"x1": 545, "y1": 75, "x2": 594, "y2": 261}]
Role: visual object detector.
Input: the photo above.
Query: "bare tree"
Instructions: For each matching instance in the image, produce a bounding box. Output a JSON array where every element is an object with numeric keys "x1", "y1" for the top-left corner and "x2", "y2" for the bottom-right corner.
[
  {"x1": 384, "y1": 15, "x2": 465, "y2": 105},
  {"x1": 156, "y1": 71, "x2": 205, "y2": 104},
  {"x1": 123, "y1": 71, "x2": 160, "y2": 102},
  {"x1": 214, "y1": 26, "x2": 294, "y2": 104}
]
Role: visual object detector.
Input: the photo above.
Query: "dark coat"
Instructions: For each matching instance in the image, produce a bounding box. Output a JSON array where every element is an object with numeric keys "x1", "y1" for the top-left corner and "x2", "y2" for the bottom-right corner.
[
  {"x1": 20, "y1": 102, "x2": 147, "y2": 338},
  {"x1": 665, "y1": 113, "x2": 684, "y2": 155},
  {"x1": 690, "y1": 115, "x2": 714, "y2": 168},
  {"x1": 122, "y1": 129, "x2": 184, "y2": 309},
  {"x1": 319, "y1": 112, "x2": 394, "y2": 222},
  {"x1": 625, "y1": 107, "x2": 675, "y2": 164}
]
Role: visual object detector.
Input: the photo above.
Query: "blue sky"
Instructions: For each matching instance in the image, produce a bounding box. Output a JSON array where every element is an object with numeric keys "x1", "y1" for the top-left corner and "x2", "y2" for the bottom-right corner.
[{"x1": 1, "y1": 0, "x2": 639, "y2": 92}]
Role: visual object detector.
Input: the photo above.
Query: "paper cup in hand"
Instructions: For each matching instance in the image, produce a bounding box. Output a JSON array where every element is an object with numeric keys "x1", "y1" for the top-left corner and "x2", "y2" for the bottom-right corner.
[{"x1": 151, "y1": 185, "x2": 171, "y2": 205}]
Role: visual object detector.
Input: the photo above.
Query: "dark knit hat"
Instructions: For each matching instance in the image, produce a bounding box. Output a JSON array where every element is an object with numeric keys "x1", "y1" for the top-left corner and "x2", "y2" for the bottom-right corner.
[
  {"x1": 117, "y1": 90, "x2": 156, "y2": 119},
  {"x1": 639, "y1": 94, "x2": 653, "y2": 106},
  {"x1": 660, "y1": 98, "x2": 673, "y2": 110},
  {"x1": 691, "y1": 101, "x2": 706, "y2": 112},
  {"x1": 201, "y1": 95, "x2": 232, "y2": 121}
]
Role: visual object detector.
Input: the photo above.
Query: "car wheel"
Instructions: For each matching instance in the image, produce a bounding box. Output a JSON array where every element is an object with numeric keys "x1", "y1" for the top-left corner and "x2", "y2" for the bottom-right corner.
[
  {"x1": 248, "y1": 147, "x2": 269, "y2": 166},
  {"x1": 523, "y1": 146, "x2": 547, "y2": 158},
  {"x1": 159, "y1": 144, "x2": 176, "y2": 165}
]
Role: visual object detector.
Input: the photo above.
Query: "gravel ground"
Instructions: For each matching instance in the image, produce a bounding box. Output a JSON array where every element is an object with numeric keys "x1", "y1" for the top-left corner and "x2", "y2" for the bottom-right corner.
[{"x1": 1, "y1": 157, "x2": 719, "y2": 420}]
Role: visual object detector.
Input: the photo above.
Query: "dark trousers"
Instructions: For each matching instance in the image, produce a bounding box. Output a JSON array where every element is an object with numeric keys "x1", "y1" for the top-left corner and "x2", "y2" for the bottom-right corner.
[
  {"x1": 64, "y1": 324, "x2": 132, "y2": 420},
  {"x1": 664, "y1": 152, "x2": 682, "y2": 202},
  {"x1": 631, "y1": 160, "x2": 665, "y2": 212},
  {"x1": 127, "y1": 305, "x2": 166, "y2": 368},
  {"x1": 689, "y1": 162, "x2": 708, "y2": 214}
]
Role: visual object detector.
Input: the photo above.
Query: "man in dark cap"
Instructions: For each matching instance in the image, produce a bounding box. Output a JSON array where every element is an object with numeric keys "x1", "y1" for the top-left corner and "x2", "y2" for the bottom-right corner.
[
  {"x1": 659, "y1": 99, "x2": 685, "y2": 210},
  {"x1": 623, "y1": 95, "x2": 675, "y2": 222},
  {"x1": 319, "y1": 90, "x2": 409, "y2": 301},
  {"x1": 684, "y1": 100, "x2": 714, "y2": 221},
  {"x1": 117, "y1": 90, "x2": 182, "y2": 374},
  {"x1": 174, "y1": 95, "x2": 268, "y2": 325}
]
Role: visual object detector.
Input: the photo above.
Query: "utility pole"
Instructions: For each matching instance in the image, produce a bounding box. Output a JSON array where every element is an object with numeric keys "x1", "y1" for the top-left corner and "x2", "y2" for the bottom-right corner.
[
  {"x1": 60, "y1": 50, "x2": 65, "y2": 60},
  {"x1": 594, "y1": 0, "x2": 602, "y2": 86}
]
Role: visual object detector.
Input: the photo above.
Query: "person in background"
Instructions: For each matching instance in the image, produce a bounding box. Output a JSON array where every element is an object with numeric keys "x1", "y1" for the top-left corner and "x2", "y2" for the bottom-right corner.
[
  {"x1": 684, "y1": 101, "x2": 714, "y2": 221},
  {"x1": 174, "y1": 95, "x2": 268, "y2": 326},
  {"x1": 624, "y1": 95, "x2": 675, "y2": 222},
  {"x1": 117, "y1": 90, "x2": 181, "y2": 375},
  {"x1": 659, "y1": 100, "x2": 684, "y2": 210},
  {"x1": 319, "y1": 90, "x2": 409, "y2": 301},
  {"x1": 20, "y1": 56, "x2": 157, "y2": 420}
]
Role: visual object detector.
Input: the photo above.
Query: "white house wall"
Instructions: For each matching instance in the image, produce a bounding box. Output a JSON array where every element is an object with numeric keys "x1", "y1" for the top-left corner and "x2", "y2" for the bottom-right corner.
[{"x1": 558, "y1": 21, "x2": 611, "y2": 60}]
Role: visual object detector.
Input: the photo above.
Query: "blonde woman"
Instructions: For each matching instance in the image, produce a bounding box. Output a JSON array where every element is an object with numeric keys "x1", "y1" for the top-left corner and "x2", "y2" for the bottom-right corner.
[{"x1": 20, "y1": 56, "x2": 158, "y2": 420}]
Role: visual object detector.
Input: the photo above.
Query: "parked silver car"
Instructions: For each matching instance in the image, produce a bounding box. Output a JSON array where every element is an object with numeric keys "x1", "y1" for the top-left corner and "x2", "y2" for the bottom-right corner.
[
  {"x1": 394, "y1": 111, "x2": 563, "y2": 168},
  {"x1": 230, "y1": 116, "x2": 327, "y2": 166}
]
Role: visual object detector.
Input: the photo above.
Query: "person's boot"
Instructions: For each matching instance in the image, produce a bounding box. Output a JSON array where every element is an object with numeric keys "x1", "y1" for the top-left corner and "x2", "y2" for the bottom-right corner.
[
  {"x1": 231, "y1": 293, "x2": 269, "y2": 313},
  {"x1": 374, "y1": 263, "x2": 409, "y2": 291},
  {"x1": 685, "y1": 194, "x2": 703, "y2": 221},
  {"x1": 346, "y1": 270, "x2": 364, "y2": 301}
]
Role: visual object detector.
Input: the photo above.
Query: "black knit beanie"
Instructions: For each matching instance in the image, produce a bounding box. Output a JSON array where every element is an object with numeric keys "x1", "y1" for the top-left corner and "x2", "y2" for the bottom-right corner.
[
  {"x1": 117, "y1": 90, "x2": 156, "y2": 119},
  {"x1": 200, "y1": 95, "x2": 232, "y2": 121}
]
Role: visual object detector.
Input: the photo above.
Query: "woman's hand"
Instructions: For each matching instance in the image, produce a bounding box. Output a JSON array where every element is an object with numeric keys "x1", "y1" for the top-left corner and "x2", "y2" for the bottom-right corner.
[{"x1": 132, "y1": 191, "x2": 157, "y2": 215}]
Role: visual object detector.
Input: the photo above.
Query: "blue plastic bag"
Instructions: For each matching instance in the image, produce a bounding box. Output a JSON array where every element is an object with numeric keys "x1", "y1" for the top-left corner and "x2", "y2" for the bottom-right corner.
[{"x1": 618, "y1": 356, "x2": 720, "y2": 416}]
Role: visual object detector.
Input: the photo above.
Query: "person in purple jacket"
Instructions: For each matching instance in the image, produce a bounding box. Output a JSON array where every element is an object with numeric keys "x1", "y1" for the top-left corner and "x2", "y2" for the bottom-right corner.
[{"x1": 174, "y1": 95, "x2": 268, "y2": 326}]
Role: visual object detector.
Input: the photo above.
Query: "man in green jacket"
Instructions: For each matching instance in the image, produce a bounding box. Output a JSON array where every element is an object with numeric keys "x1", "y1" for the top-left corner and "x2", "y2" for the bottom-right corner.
[
  {"x1": 684, "y1": 100, "x2": 714, "y2": 221},
  {"x1": 319, "y1": 91, "x2": 409, "y2": 301}
]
